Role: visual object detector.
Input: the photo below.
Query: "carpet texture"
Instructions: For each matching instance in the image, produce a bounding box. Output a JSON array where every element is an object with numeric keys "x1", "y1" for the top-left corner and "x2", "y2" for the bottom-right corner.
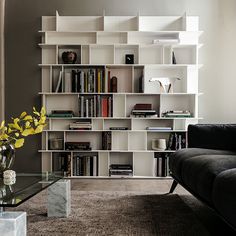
[{"x1": 13, "y1": 190, "x2": 209, "y2": 236}]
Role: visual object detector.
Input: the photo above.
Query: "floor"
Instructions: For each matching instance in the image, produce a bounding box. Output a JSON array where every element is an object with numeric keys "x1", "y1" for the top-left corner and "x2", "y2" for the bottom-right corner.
[{"x1": 71, "y1": 178, "x2": 236, "y2": 236}]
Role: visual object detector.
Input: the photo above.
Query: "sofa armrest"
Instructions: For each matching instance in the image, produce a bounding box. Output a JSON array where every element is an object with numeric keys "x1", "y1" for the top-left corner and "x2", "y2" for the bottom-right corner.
[{"x1": 188, "y1": 124, "x2": 236, "y2": 151}]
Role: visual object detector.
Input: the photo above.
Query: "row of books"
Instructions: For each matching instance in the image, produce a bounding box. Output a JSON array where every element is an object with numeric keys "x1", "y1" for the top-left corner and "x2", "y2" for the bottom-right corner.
[
  {"x1": 78, "y1": 95, "x2": 112, "y2": 117},
  {"x1": 131, "y1": 103, "x2": 158, "y2": 118},
  {"x1": 69, "y1": 120, "x2": 92, "y2": 130},
  {"x1": 73, "y1": 154, "x2": 98, "y2": 176},
  {"x1": 54, "y1": 69, "x2": 118, "y2": 93},
  {"x1": 154, "y1": 153, "x2": 169, "y2": 177},
  {"x1": 109, "y1": 164, "x2": 133, "y2": 177}
]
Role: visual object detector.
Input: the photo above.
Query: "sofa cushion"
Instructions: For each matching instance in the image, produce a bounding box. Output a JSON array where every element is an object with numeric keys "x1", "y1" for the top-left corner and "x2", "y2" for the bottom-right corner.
[
  {"x1": 212, "y1": 168, "x2": 236, "y2": 229},
  {"x1": 181, "y1": 155, "x2": 236, "y2": 205},
  {"x1": 169, "y1": 148, "x2": 235, "y2": 182}
]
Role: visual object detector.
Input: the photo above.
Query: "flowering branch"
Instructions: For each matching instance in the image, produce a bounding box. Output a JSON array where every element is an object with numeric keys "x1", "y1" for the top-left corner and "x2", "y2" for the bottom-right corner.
[{"x1": 0, "y1": 107, "x2": 46, "y2": 148}]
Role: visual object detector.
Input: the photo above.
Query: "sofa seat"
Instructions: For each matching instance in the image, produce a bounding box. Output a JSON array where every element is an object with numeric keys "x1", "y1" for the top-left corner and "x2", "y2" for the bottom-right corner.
[
  {"x1": 213, "y1": 168, "x2": 236, "y2": 229},
  {"x1": 181, "y1": 154, "x2": 236, "y2": 204},
  {"x1": 169, "y1": 148, "x2": 235, "y2": 183}
]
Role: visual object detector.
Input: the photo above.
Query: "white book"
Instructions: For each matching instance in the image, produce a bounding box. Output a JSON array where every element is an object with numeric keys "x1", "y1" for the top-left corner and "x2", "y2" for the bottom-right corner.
[
  {"x1": 55, "y1": 71, "x2": 62, "y2": 93},
  {"x1": 91, "y1": 99, "x2": 93, "y2": 117},
  {"x1": 94, "y1": 96, "x2": 97, "y2": 117},
  {"x1": 64, "y1": 72, "x2": 72, "y2": 92},
  {"x1": 80, "y1": 96, "x2": 84, "y2": 117},
  {"x1": 86, "y1": 99, "x2": 89, "y2": 117},
  {"x1": 93, "y1": 156, "x2": 97, "y2": 176},
  {"x1": 158, "y1": 157, "x2": 162, "y2": 177}
]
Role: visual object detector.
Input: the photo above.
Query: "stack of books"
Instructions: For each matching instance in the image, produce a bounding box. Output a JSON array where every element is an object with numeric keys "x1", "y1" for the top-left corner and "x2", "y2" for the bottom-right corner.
[
  {"x1": 47, "y1": 110, "x2": 74, "y2": 118},
  {"x1": 69, "y1": 120, "x2": 92, "y2": 130},
  {"x1": 146, "y1": 127, "x2": 172, "y2": 131},
  {"x1": 153, "y1": 38, "x2": 179, "y2": 44},
  {"x1": 65, "y1": 142, "x2": 91, "y2": 151},
  {"x1": 109, "y1": 164, "x2": 133, "y2": 177},
  {"x1": 162, "y1": 110, "x2": 192, "y2": 118},
  {"x1": 130, "y1": 103, "x2": 157, "y2": 118}
]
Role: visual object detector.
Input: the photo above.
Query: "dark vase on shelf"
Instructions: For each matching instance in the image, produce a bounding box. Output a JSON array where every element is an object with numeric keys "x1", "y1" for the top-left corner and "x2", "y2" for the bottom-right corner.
[
  {"x1": 0, "y1": 144, "x2": 15, "y2": 176},
  {"x1": 62, "y1": 51, "x2": 77, "y2": 64}
]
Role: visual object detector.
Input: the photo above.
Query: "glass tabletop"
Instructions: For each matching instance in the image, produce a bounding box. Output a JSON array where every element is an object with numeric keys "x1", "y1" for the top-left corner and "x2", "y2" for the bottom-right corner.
[{"x1": 0, "y1": 172, "x2": 63, "y2": 207}]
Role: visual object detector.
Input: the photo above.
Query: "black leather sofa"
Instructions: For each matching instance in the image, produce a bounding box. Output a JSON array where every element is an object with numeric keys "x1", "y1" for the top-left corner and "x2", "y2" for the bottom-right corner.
[{"x1": 169, "y1": 124, "x2": 236, "y2": 230}]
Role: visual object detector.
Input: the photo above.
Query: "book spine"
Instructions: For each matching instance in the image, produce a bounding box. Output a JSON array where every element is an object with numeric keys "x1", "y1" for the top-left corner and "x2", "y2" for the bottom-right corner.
[
  {"x1": 86, "y1": 99, "x2": 89, "y2": 117},
  {"x1": 102, "y1": 97, "x2": 108, "y2": 117},
  {"x1": 94, "y1": 95, "x2": 97, "y2": 117}
]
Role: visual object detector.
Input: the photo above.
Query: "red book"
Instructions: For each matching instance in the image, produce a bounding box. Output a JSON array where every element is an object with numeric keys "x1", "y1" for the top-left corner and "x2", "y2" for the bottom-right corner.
[{"x1": 102, "y1": 98, "x2": 108, "y2": 117}]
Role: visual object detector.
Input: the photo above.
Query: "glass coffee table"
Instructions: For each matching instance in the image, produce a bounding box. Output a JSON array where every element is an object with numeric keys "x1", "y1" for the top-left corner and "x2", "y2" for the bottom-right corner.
[{"x1": 0, "y1": 172, "x2": 71, "y2": 236}]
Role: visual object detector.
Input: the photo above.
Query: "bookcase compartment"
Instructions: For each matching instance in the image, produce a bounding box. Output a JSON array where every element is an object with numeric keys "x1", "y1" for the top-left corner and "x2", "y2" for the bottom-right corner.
[
  {"x1": 90, "y1": 45, "x2": 114, "y2": 64},
  {"x1": 109, "y1": 152, "x2": 133, "y2": 166},
  {"x1": 106, "y1": 66, "x2": 132, "y2": 92},
  {"x1": 42, "y1": 67, "x2": 51, "y2": 92},
  {"x1": 139, "y1": 45, "x2": 163, "y2": 64},
  {"x1": 147, "y1": 132, "x2": 170, "y2": 151},
  {"x1": 125, "y1": 94, "x2": 160, "y2": 117},
  {"x1": 46, "y1": 32, "x2": 96, "y2": 45},
  {"x1": 132, "y1": 119, "x2": 173, "y2": 130},
  {"x1": 97, "y1": 32, "x2": 128, "y2": 44},
  {"x1": 104, "y1": 16, "x2": 138, "y2": 31},
  {"x1": 160, "y1": 94, "x2": 196, "y2": 118},
  {"x1": 81, "y1": 45, "x2": 90, "y2": 64},
  {"x1": 65, "y1": 131, "x2": 102, "y2": 151},
  {"x1": 128, "y1": 32, "x2": 179, "y2": 44},
  {"x1": 128, "y1": 131, "x2": 146, "y2": 151},
  {"x1": 48, "y1": 131, "x2": 64, "y2": 150},
  {"x1": 42, "y1": 46, "x2": 57, "y2": 64},
  {"x1": 92, "y1": 119, "x2": 103, "y2": 130},
  {"x1": 98, "y1": 152, "x2": 109, "y2": 176},
  {"x1": 139, "y1": 16, "x2": 184, "y2": 31},
  {"x1": 112, "y1": 132, "x2": 128, "y2": 151},
  {"x1": 104, "y1": 119, "x2": 131, "y2": 130},
  {"x1": 172, "y1": 45, "x2": 197, "y2": 64},
  {"x1": 57, "y1": 16, "x2": 104, "y2": 31},
  {"x1": 133, "y1": 66, "x2": 144, "y2": 93},
  {"x1": 45, "y1": 94, "x2": 79, "y2": 116},
  {"x1": 115, "y1": 45, "x2": 139, "y2": 64},
  {"x1": 58, "y1": 45, "x2": 81, "y2": 64},
  {"x1": 113, "y1": 94, "x2": 126, "y2": 117},
  {"x1": 143, "y1": 66, "x2": 186, "y2": 94},
  {"x1": 133, "y1": 152, "x2": 154, "y2": 177},
  {"x1": 72, "y1": 152, "x2": 98, "y2": 177}
]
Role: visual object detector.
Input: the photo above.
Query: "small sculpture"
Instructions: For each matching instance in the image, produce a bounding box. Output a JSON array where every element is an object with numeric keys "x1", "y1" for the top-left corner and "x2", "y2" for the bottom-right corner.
[
  {"x1": 62, "y1": 51, "x2": 77, "y2": 64},
  {"x1": 149, "y1": 77, "x2": 180, "y2": 93}
]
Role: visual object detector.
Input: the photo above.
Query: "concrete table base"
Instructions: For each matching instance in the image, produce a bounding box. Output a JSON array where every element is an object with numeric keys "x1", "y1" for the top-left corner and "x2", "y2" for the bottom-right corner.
[
  {"x1": 47, "y1": 179, "x2": 71, "y2": 217},
  {"x1": 0, "y1": 211, "x2": 26, "y2": 236}
]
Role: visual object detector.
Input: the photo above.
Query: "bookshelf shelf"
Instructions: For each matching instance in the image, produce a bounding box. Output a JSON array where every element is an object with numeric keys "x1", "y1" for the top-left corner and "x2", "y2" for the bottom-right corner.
[{"x1": 40, "y1": 12, "x2": 202, "y2": 178}]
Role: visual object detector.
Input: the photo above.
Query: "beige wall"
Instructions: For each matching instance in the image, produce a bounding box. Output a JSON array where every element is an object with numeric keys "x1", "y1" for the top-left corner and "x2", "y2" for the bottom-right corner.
[{"x1": 0, "y1": 0, "x2": 4, "y2": 122}]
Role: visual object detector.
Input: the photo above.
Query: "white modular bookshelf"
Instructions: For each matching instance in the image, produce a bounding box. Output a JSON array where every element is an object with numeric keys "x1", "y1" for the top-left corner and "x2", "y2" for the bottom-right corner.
[{"x1": 39, "y1": 12, "x2": 203, "y2": 178}]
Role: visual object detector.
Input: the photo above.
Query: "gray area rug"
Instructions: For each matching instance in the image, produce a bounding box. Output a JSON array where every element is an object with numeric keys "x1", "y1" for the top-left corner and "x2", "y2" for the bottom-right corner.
[{"x1": 14, "y1": 190, "x2": 209, "y2": 236}]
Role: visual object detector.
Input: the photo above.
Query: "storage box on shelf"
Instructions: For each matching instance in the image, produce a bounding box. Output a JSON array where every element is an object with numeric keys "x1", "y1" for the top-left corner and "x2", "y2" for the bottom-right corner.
[{"x1": 39, "y1": 12, "x2": 202, "y2": 178}]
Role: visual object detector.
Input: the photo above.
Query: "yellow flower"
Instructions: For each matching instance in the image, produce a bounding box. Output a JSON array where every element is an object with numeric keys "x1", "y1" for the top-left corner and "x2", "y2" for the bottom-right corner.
[
  {"x1": 1, "y1": 107, "x2": 46, "y2": 149},
  {"x1": 14, "y1": 138, "x2": 24, "y2": 148}
]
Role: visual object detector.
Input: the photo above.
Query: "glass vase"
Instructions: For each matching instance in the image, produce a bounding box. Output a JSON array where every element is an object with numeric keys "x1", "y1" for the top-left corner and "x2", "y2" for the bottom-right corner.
[{"x1": 0, "y1": 144, "x2": 15, "y2": 176}]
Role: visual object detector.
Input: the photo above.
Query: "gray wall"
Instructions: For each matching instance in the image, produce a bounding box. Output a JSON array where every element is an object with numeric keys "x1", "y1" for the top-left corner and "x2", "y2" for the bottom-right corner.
[{"x1": 5, "y1": 0, "x2": 236, "y2": 172}]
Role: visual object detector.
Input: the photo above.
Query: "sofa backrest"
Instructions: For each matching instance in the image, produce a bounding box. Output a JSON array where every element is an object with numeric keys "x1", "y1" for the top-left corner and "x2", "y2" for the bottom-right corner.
[{"x1": 188, "y1": 124, "x2": 236, "y2": 151}]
